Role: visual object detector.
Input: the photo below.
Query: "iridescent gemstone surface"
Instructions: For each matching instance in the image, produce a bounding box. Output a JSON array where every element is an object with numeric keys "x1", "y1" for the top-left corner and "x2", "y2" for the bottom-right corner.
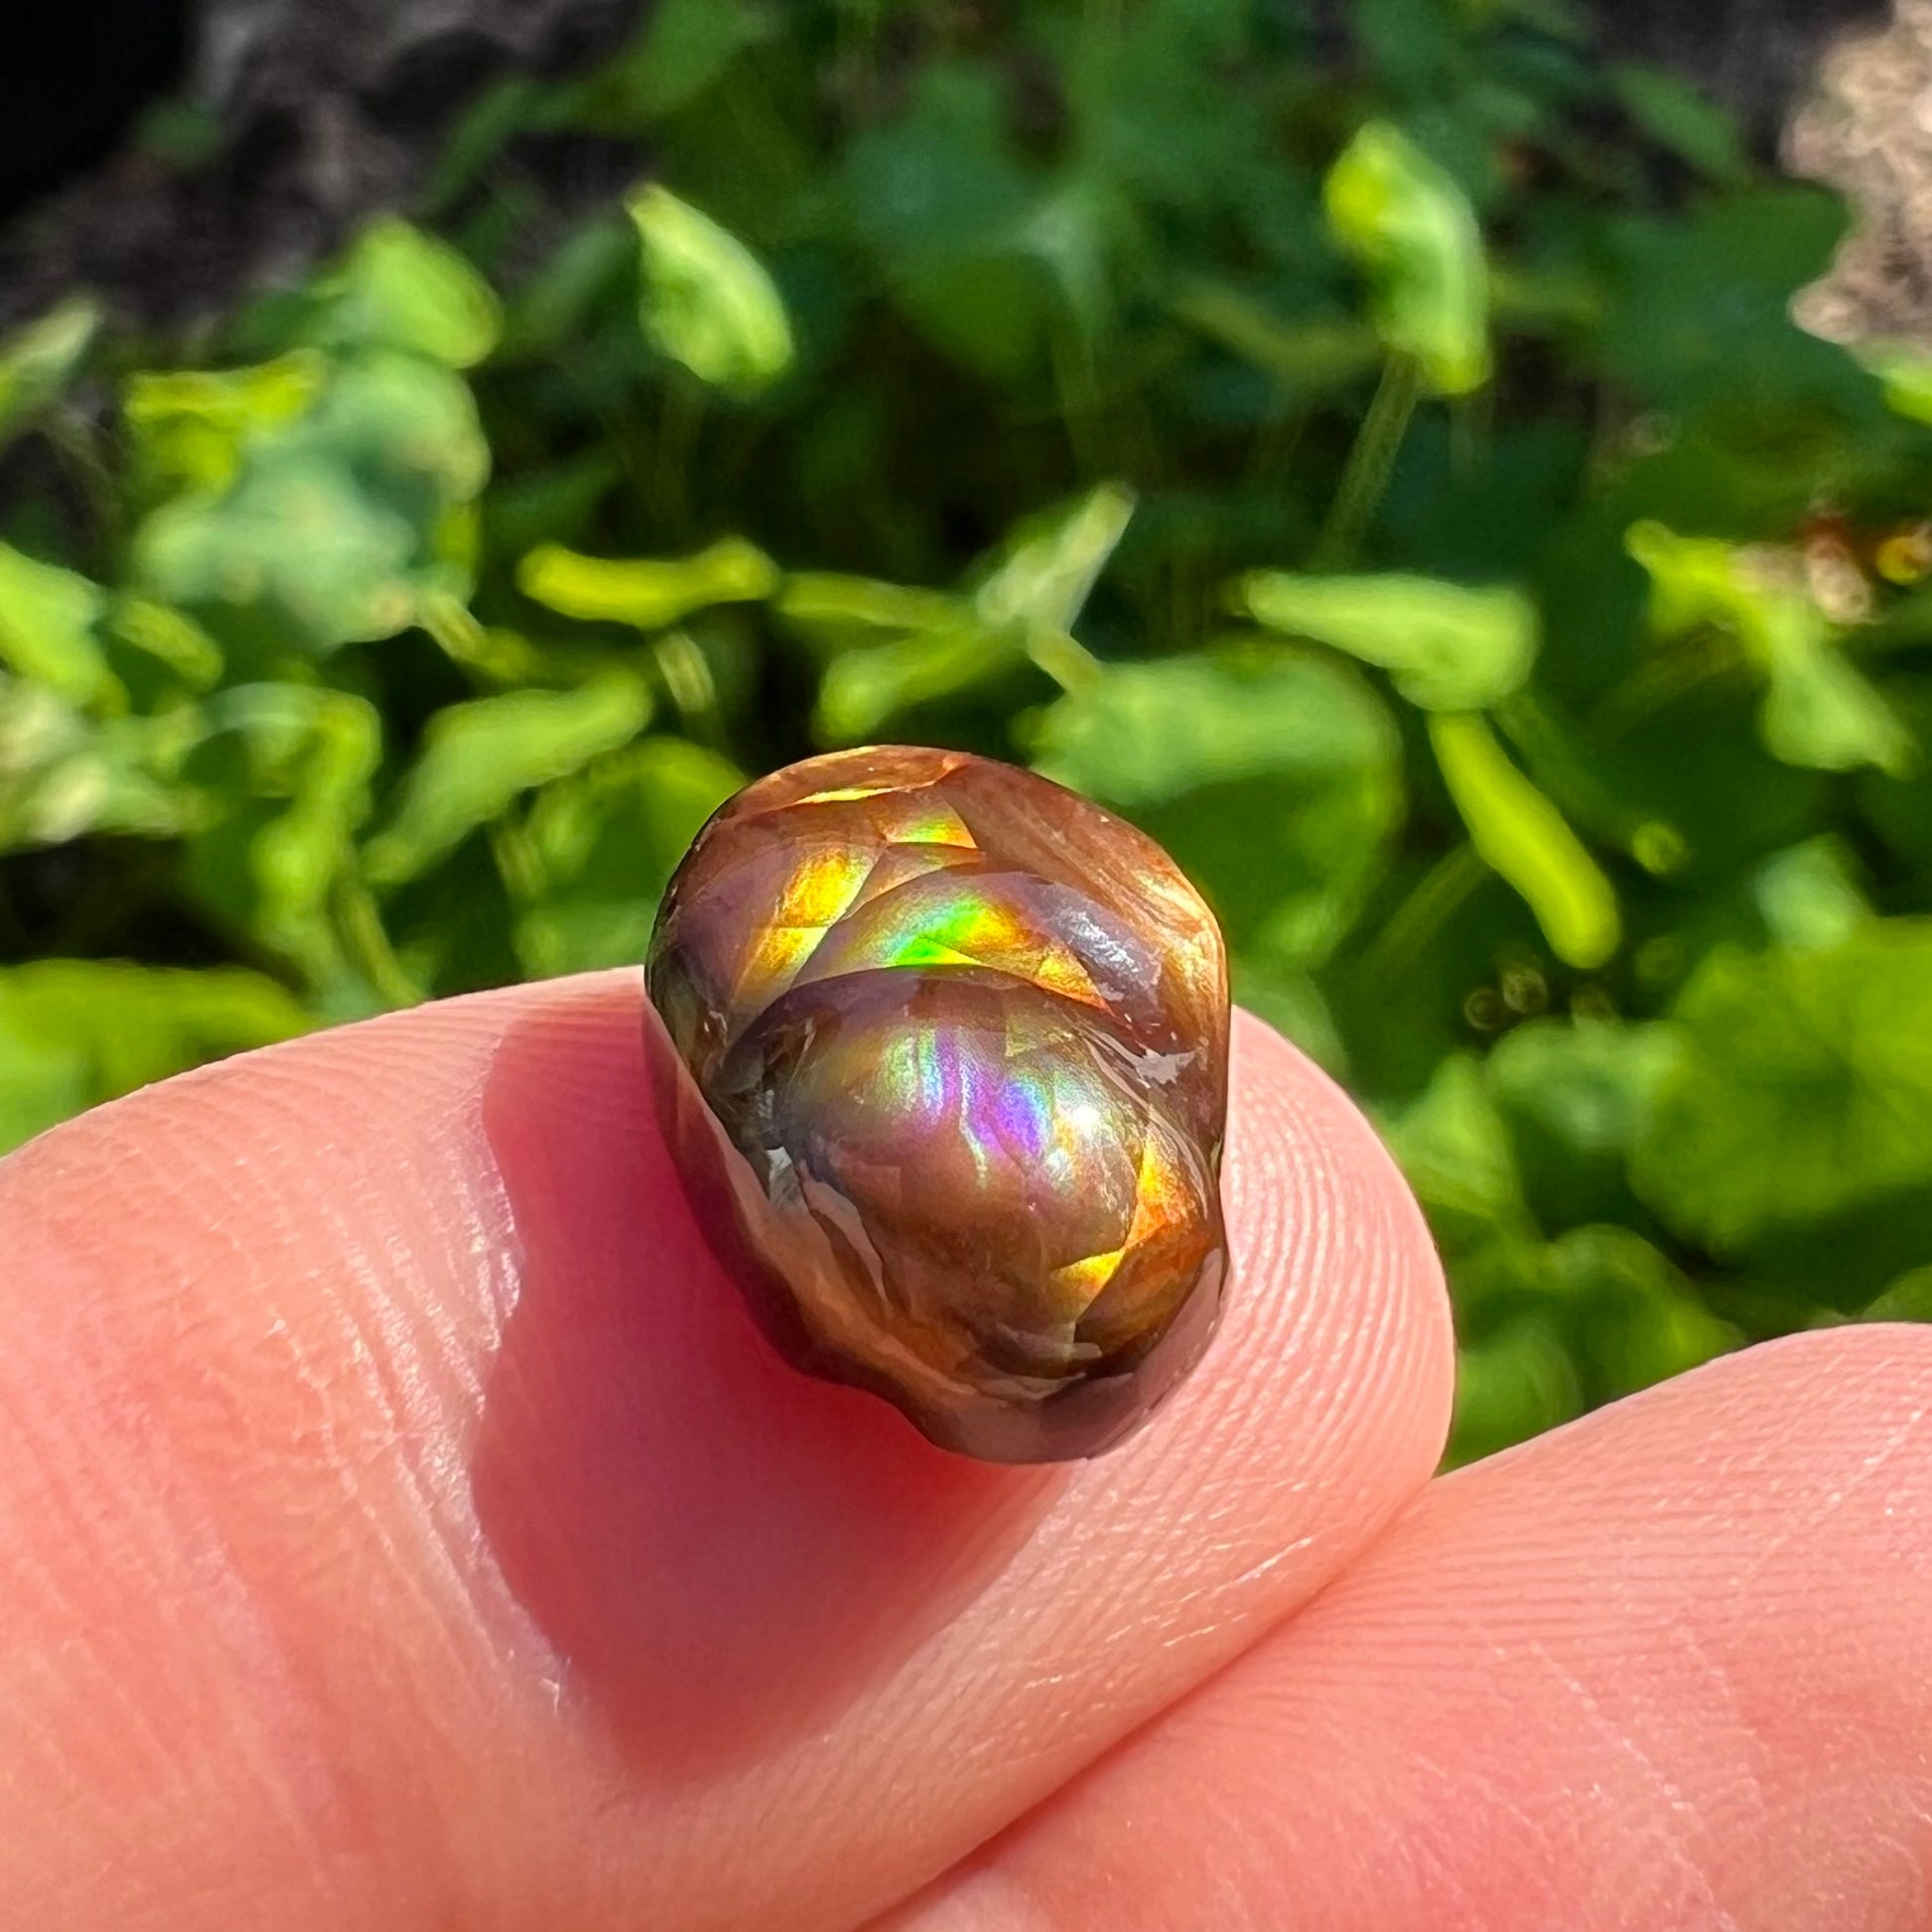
[{"x1": 644, "y1": 745, "x2": 1230, "y2": 1462}]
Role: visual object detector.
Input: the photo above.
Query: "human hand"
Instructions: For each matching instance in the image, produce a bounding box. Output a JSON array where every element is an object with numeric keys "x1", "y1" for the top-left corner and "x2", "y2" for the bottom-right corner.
[{"x1": 2, "y1": 973, "x2": 1926, "y2": 1929}]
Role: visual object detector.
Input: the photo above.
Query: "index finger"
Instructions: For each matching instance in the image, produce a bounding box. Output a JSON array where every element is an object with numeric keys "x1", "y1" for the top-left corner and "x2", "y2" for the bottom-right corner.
[{"x1": 0, "y1": 972, "x2": 1449, "y2": 1930}]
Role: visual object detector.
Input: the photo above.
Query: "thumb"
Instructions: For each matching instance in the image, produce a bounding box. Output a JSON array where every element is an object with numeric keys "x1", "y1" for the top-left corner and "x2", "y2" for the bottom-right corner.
[{"x1": 0, "y1": 971, "x2": 1449, "y2": 1930}]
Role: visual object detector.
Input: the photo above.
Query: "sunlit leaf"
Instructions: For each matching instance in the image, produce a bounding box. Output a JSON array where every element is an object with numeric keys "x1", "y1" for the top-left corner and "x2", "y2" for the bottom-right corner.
[
  {"x1": 1241, "y1": 571, "x2": 1536, "y2": 709},
  {"x1": 124, "y1": 353, "x2": 327, "y2": 496},
  {"x1": 773, "y1": 574, "x2": 963, "y2": 651},
  {"x1": 815, "y1": 618, "x2": 1009, "y2": 743},
  {"x1": 1323, "y1": 121, "x2": 1489, "y2": 394},
  {"x1": 1428, "y1": 712, "x2": 1620, "y2": 968},
  {"x1": 136, "y1": 452, "x2": 426, "y2": 650},
  {"x1": 109, "y1": 599, "x2": 223, "y2": 690},
  {"x1": 365, "y1": 673, "x2": 652, "y2": 885},
  {"x1": 629, "y1": 185, "x2": 793, "y2": 395},
  {"x1": 0, "y1": 296, "x2": 100, "y2": 452},
  {"x1": 517, "y1": 736, "x2": 745, "y2": 976},
  {"x1": 1759, "y1": 632, "x2": 1913, "y2": 777},
  {"x1": 1627, "y1": 520, "x2": 1911, "y2": 777},
  {"x1": 1031, "y1": 645, "x2": 1402, "y2": 969},
  {"x1": 0, "y1": 544, "x2": 115, "y2": 707},
  {"x1": 0, "y1": 681, "x2": 196, "y2": 849},
  {"x1": 811, "y1": 486, "x2": 1132, "y2": 741},
  {"x1": 517, "y1": 536, "x2": 778, "y2": 630},
  {"x1": 1751, "y1": 837, "x2": 1869, "y2": 951},
  {"x1": 1858, "y1": 341, "x2": 1932, "y2": 426},
  {"x1": 313, "y1": 217, "x2": 502, "y2": 367},
  {"x1": 1487, "y1": 1017, "x2": 1680, "y2": 1163},
  {"x1": 0, "y1": 960, "x2": 312, "y2": 1156},
  {"x1": 133, "y1": 351, "x2": 488, "y2": 651},
  {"x1": 179, "y1": 684, "x2": 389, "y2": 1002},
  {"x1": 970, "y1": 482, "x2": 1135, "y2": 631}
]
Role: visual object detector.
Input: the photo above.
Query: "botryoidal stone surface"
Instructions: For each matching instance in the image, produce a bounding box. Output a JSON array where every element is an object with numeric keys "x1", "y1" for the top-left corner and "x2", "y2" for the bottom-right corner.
[{"x1": 645, "y1": 746, "x2": 1230, "y2": 1462}]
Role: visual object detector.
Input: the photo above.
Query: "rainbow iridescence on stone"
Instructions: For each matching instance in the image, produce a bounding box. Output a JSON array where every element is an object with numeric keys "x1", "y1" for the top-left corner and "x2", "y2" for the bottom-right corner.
[{"x1": 645, "y1": 746, "x2": 1230, "y2": 1462}]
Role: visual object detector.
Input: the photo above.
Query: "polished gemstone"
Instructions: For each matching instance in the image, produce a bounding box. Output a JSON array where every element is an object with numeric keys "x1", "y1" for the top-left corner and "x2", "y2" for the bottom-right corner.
[{"x1": 645, "y1": 746, "x2": 1230, "y2": 1461}]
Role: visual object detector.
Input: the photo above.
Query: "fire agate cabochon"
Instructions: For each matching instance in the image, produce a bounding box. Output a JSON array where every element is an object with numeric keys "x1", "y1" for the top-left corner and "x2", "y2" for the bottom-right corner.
[{"x1": 645, "y1": 746, "x2": 1230, "y2": 1462}]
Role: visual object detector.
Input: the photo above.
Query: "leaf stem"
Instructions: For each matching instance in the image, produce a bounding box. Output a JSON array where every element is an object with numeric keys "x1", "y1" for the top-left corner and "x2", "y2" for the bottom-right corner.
[
  {"x1": 1026, "y1": 624, "x2": 1105, "y2": 693},
  {"x1": 1313, "y1": 353, "x2": 1423, "y2": 568},
  {"x1": 333, "y1": 876, "x2": 422, "y2": 1009},
  {"x1": 1360, "y1": 839, "x2": 1489, "y2": 984}
]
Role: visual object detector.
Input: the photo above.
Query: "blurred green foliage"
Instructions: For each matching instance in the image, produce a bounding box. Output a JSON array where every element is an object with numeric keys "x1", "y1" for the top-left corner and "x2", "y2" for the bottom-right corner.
[{"x1": 4, "y1": 0, "x2": 1932, "y2": 1461}]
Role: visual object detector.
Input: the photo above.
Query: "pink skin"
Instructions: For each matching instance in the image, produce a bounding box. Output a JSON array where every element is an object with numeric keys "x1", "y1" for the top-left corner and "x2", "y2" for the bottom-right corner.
[{"x1": 0, "y1": 971, "x2": 1926, "y2": 1930}]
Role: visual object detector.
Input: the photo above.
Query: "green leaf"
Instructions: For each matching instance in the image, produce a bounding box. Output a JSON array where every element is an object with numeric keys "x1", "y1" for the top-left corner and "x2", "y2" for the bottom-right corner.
[
  {"x1": 773, "y1": 574, "x2": 963, "y2": 652},
  {"x1": 498, "y1": 218, "x2": 634, "y2": 361},
  {"x1": 1384, "y1": 1050, "x2": 1531, "y2": 1243},
  {"x1": 0, "y1": 681, "x2": 195, "y2": 849},
  {"x1": 124, "y1": 353, "x2": 327, "y2": 496},
  {"x1": 108, "y1": 599, "x2": 224, "y2": 690},
  {"x1": 1595, "y1": 189, "x2": 1864, "y2": 418},
  {"x1": 517, "y1": 736, "x2": 745, "y2": 976},
  {"x1": 1428, "y1": 712, "x2": 1620, "y2": 968},
  {"x1": 1759, "y1": 632, "x2": 1913, "y2": 778},
  {"x1": 1863, "y1": 1265, "x2": 1932, "y2": 1323},
  {"x1": 1626, "y1": 520, "x2": 1912, "y2": 777},
  {"x1": 622, "y1": 0, "x2": 773, "y2": 119},
  {"x1": 365, "y1": 673, "x2": 653, "y2": 885},
  {"x1": 517, "y1": 536, "x2": 778, "y2": 630},
  {"x1": 0, "y1": 961, "x2": 312, "y2": 1155},
  {"x1": 136, "y1": 451, "x2": 426, "y2": 650},
  {"x1": 839, "y1": 61, "x2": 1054, "y2": 381},
  {"x1": 0, "y1": 296, "x2": 100, "y2": 452},
  {"x1": 1857, "y1": 340, "x2": 1932, "y2": 426},
  {"x1": 1542, "y1": 1224, "x2": 1735, "y2": 1397},
  {"x1": 1230, "y1": 957, "x2": 1349, "y2": 1075},
  {"x1": 312, "y1": 217, "x2": 502, "y2": 367},
  {"x1": 0, "y1": 544, "x2": 115, "y2": 706},
  {"x1": 969, "y1": 483, "x2": 1135, "y2": 632},
  {"x1": 1323, "y1": 121, "x2": 1489, "y2": 395},
  {"x1": 1751, "y1": 837, "x2": 1869, "y2": 952},
  {"x1": 1487, "y1": 1017, "x2": 1680, "y2": 1162},
  {"x1": 1449, "y1": 1314, "x2": 1582, "y2": 1465},
  {"x1": 1609, "y1": 66, "x2": 1749, "y2": 184},
  {"x1": 1241, "y1": 571, "x2": 1537, "y2": 709},
  {"x1": 133, "y1": 351, "x2": 488, "y2": 652},
  {"x1": 1169, "y1": 283, "x2": 1383, "y2": 399},
  {"x1": 629, "y1": 185, "x2": 793, "y2": 396},
  {"x1": 1633, "y1": 924, "x2": 1932, "y2": 1252},
  {"x1": 1031, "y1": 645, "x2": 1403, "y2": 969},
  {"x1": 815, "y1": 619, "x2": 1012, "y2": 744},
  {"x1": 1486, "y1": 1017, "x2": 1682, "y2": 1225},
  {"x1": 810, "y1": 486, "x2": 1133, "y2": 742},
  {"x1": 186, "y1": 685, "x2": 386, "y2": 997}
]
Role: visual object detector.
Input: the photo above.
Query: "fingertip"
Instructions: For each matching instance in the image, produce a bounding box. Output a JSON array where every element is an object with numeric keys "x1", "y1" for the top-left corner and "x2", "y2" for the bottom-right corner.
[
  {"x1": 897, "y1": 1324, "x2": 1932, "y2": 1932},
  {"x1": 1178, "y1": 1009, "x2": 1454, "y2": 1519}
]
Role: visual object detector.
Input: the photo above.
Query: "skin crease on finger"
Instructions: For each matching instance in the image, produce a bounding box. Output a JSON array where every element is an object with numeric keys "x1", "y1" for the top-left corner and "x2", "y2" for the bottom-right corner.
[
  {"x1": 0, "y1": 970, "x2": 1452, "y2": 1932},
  {"x1": 890, "y1": 1322, "x2": 1932, "y2": 1932}
]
